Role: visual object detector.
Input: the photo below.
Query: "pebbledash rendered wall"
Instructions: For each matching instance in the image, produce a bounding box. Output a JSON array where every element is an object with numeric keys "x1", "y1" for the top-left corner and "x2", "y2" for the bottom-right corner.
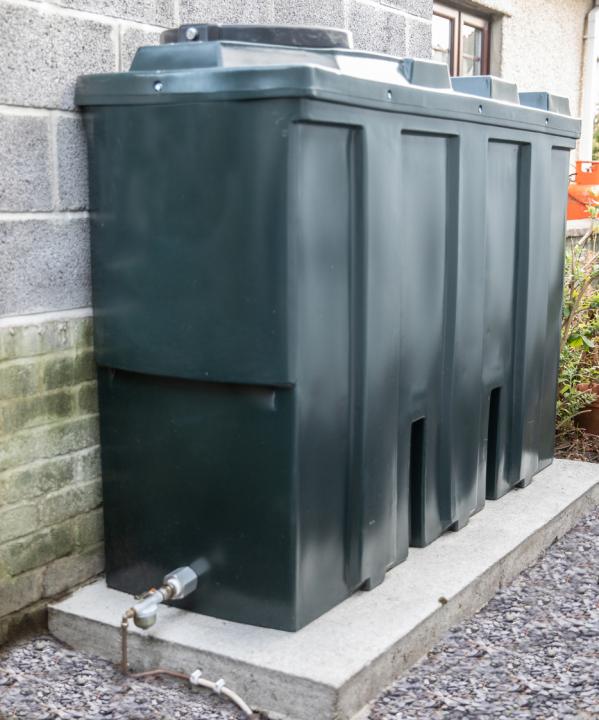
[
  {"x1": 0, "y1": 0, "x2": 432, "y2": 643},
  {"x1": 478, "y1": 0, "x2": 592, "y2": 123}
]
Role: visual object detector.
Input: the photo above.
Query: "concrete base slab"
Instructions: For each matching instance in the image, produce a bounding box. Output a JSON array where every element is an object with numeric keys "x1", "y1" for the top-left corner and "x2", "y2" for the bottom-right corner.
[{"x1": 49, "y1": 459, "x2": 599, "y2": 720}]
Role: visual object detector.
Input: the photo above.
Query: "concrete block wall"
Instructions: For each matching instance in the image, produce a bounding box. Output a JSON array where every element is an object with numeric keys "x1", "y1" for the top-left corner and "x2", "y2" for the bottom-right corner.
[
  {"x1": 0, "y1": 0, "x2": 432, "y2": 319},
  {"x1": 0, "y1": 0, "x2": 432, "y2": 641},
  {"x1": 1, "y1": 0, "x2": 592, "y2": 647}
]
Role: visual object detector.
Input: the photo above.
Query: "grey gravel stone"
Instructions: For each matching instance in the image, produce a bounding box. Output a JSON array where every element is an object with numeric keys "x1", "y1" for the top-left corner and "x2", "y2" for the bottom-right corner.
[
  {"x1": 1, "y1": 508, "x2": 597, "y2": 719},
  {"x1": 0, "y1": 637, "x2": 258, "y2": 719},
  {"x1": 369, "y1": 506, "x2": 599, "y2": 719}
]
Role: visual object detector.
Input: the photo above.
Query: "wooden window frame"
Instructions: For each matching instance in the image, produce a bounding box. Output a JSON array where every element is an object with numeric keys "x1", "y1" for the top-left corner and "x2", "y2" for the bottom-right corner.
[{"x1": 433, "y1": 2, "x2": 490, "y2": 77}]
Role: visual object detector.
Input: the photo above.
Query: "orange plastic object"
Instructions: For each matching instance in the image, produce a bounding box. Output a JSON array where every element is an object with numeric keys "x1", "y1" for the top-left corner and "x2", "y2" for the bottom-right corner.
[{"x1": 568, "y1": 161, "x2": 599, "y2": 220}]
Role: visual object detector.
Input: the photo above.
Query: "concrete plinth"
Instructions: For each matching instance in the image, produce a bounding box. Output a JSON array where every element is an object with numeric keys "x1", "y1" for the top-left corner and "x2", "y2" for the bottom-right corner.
[{"x1": 49, "y1": 459, "x2": 599, "y2": 720}]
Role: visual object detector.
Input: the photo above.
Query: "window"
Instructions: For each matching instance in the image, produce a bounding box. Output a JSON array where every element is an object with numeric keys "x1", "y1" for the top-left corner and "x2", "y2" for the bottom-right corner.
[{"x1": 432, "y1": 3, "x2": 490, "y2": 77}]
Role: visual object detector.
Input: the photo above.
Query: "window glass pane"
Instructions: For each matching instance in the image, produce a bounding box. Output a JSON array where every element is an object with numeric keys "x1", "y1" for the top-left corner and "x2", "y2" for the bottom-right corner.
[
  {"x1": 432, "y1": 14, "x2": 452, "y2": 68},
  {"x1": 461, "y1": 24, "x2": 483, "y2": 75}
]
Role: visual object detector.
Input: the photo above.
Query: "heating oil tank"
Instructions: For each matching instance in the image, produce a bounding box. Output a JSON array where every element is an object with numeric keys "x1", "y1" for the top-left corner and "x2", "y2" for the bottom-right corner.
[{"x1": 76, "y1": 24, "x2": 579, "y2": 631}]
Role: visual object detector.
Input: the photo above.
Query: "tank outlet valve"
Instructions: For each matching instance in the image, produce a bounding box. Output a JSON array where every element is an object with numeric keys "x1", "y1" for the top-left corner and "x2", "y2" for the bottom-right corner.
[
  {"x1": 131, "y1": 565, "x2": 198, "y2": 629},
  {"x1": 164, "y1": 565, "x2": 199, "y2": 599}
]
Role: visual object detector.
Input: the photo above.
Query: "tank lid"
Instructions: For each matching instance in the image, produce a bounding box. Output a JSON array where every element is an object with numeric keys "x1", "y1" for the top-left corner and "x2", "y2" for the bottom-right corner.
[
  {"x1": 451, "y1": 76, "x2": 520, "y2": 105},
  {"x1": 160, "y1": 23, "x2": 352, "y2": 49},
  {"x1": 519, "y1": 91, "x2": 571, "y2": 116}
]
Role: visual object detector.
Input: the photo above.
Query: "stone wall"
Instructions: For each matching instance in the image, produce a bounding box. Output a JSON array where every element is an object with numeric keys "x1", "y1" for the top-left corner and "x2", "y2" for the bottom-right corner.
[
  {"x1": 0, "y1": 0, "x2": 431, "y2": 641},
  {"x1": 0, "y1": 311, "x2": 102, "y2": 642}
]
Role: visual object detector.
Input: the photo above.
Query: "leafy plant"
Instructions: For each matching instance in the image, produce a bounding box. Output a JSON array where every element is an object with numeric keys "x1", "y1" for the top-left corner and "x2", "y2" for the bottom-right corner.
[
  {"x1": 556, "y1": 225, "x2": 599, "y2": 439},
  {"x1": 556, "y1": 345, "x2": 596, "y2": 432}
]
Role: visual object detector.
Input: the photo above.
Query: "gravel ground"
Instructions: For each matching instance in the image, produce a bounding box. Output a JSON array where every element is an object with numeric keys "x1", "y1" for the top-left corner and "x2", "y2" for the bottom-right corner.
[
  {"x1": 0, "y1": 507, "x2": 597, "y2": 720},
  {"x1": 371, "y1": 506, "x2": 599, "y2": 720},
  {"x1": 0, "y1": 636, "x2": 252, "y2": 720}
]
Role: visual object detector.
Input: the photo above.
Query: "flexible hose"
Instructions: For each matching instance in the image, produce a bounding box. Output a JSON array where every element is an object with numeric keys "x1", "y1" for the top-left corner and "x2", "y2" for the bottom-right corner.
[
  {"x1": 120, "y1": 611, "x2": 254, "y2": 717},
  {"x1": 188, "y1": 673, "x2": 254, "y2": 717}
]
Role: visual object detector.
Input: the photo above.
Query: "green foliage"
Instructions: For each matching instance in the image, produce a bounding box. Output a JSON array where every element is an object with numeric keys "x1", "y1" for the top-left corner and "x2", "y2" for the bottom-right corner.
[
  {"x1": 556, "y1": 345, "x2": 596, "y2": 431},
  {"x1": 557, "y1": 228, "x2": 599, "y2": 435},
  {"x1": 593, "y1": 114, "x2": 599, "y2": 161}
]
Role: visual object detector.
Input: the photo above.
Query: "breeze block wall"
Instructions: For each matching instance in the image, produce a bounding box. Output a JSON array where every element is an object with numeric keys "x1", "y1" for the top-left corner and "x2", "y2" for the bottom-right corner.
[{"x1": 0, "y1": 0, "x2": 432, "y2": 642}]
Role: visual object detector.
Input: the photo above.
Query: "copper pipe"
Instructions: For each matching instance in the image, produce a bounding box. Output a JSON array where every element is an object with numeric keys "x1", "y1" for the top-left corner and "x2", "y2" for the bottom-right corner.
[
  {"x1": 129, "y1": 668, "x2": 188, "y2": 681},
  {"x1": 119, "y1": 598, "x2": 254, "y2": 716},
  {"x1": 120, "y1": 608, "x2": 189, "y2": 682},
  {"x1": 120, "y1": 609, "x2": 134, "y2": 675}
]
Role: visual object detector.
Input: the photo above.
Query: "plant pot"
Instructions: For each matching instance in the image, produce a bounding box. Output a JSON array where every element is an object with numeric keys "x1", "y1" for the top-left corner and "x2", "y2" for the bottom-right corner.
[{"x1": 575, "y1": 383, "x2": 599, "y2": 435}]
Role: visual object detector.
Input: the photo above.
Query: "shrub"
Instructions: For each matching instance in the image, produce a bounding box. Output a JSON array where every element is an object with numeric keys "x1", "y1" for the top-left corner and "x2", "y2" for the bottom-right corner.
[{"x1": 556, "y1": 226, "x2": 599, "y2": 450}]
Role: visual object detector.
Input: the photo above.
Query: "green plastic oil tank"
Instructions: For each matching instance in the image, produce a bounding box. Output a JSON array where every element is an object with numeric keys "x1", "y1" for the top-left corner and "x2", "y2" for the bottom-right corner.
[{"x1": 76, "y1": 24, "x2": 580, "y2": 631}]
